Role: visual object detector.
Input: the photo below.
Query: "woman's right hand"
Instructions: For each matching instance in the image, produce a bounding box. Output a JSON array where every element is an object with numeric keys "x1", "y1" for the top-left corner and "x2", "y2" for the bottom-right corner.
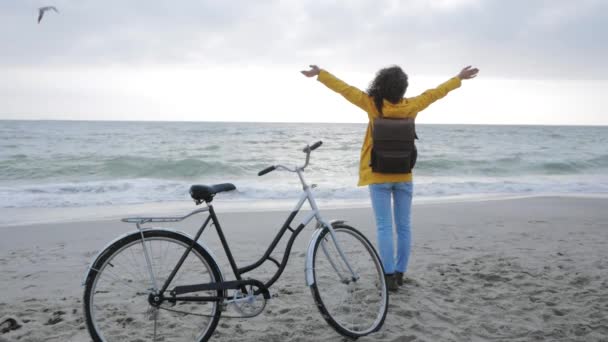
[
  {"x1": 457, "y1": 66, "x2": 479, "y2": 80},
  {"x1": 301, "y1": 65, "x2": 321, "y2": 78}
]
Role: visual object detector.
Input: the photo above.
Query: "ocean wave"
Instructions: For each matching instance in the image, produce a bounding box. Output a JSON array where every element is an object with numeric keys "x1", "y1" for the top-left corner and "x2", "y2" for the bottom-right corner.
[
  {"x1": 539, "y1": 161, "x2": 579, "y2": 174},
  {"x1": 3, "y1": 152, "x2": 608, "y2": 182},
  {"x1": 101, "y1": 157, "x2": 242, "y2": 179},
  {"x1": 415, "y1": 154, "x2": 608, "y2": 176},
  {"x1": 9, "y1": 154, "x2": 27, "y2": 159},
  {"x1": 0, "y1": 156, "x2": 259, "y2": 181},
  {"x1": 201, "y1": 145, "x2": 221, "y2": 151},
  {"x1": 588, "y1": 154, "x2": 608, "y2": 167},
  {"x1": 2, "y1": 175, "x2": 608, "y2": 209}
]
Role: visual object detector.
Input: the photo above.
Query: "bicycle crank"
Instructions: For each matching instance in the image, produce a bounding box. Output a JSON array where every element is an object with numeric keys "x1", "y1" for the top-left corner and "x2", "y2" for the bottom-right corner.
[{"x1": 227, "y1": 285, "x2": 267, "y2": 318}]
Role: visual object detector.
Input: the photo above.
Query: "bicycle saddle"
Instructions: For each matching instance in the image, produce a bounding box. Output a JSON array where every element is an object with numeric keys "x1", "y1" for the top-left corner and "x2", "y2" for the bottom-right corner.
[{"x1": 190, "y1": 183, "x2": 236, "y2": 203}]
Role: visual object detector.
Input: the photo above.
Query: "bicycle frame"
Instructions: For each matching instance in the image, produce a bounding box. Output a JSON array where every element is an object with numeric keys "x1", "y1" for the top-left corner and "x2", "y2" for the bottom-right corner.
[{"x1": 118, "y1": 146, "x2": 359, "y2": 301}]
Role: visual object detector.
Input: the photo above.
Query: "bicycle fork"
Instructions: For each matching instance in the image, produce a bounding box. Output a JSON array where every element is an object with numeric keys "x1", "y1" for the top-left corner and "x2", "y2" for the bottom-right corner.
[
  {"x1": 304, "y1": 218, "x2": 360, "y2": 286},
  {"x1": 321, "y1": 221, "x2": 360, "y2": 283}
]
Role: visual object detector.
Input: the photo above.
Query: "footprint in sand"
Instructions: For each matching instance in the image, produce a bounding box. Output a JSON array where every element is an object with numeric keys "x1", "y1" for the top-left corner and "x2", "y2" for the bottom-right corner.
[
  {"x1": 570, "y1": 275, "x2": 591, "y2": 287},
  {"x1": 83, "y1": 250, "x2": 98, "y2": 258},
  {"x1": 552, "y1": 308, "x2": 568, "y2": 316},
  {"x1": 278, "y1": 288, "x2": 294, "y2": 295},
  {"x1": 474, "y1": 272, "x2": 510, "y2": 282},
  {"x1": 0, "y1": 317, "x2": 21, "y2": 333},
  {"x1": 44, "y1": 310, "x2": 66, "y2": 325}
]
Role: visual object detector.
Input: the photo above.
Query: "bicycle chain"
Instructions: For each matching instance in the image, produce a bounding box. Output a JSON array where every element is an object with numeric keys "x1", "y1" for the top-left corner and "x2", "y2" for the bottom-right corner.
[{"x1": 158, "y1": 294, "x2": 267, "y2": 319}]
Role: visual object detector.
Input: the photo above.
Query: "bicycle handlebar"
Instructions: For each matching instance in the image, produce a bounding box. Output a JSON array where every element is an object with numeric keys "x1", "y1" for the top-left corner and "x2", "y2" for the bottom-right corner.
[
  {"x1": 258, "y1": 141, "x2": 322, "y2": 176},
  {"x1": 258, "y1": 165, "x2": 276, "y2": 176}
]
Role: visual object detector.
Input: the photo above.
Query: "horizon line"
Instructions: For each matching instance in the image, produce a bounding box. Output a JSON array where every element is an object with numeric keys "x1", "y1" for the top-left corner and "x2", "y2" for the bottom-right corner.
[{"x1": 0, "y1": 118, "x2": 607, "y2": 127}]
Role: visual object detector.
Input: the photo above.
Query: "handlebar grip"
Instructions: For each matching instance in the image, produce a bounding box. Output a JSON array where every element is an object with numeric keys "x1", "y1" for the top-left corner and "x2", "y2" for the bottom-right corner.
[
  {"x1": 303, "y1": 141, "x2": 323, "y2": 152},
  {"x1": 310, "y1": 141, "x2": 323, "y2": 151},
  {"x1": 258, "y1": 165, "x2": 276, "y2": 176}
]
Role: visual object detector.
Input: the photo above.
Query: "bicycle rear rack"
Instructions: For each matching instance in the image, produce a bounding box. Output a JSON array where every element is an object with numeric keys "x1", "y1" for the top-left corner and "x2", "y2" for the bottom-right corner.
[{"x1": 121, "y1": 207, "x2": 210, "y2": 224}]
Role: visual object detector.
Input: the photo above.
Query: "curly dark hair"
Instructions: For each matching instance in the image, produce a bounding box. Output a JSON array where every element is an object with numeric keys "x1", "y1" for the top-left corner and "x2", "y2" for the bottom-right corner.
[{"x1": 366, "y1": 66, "x2": 408, "y2": 116}]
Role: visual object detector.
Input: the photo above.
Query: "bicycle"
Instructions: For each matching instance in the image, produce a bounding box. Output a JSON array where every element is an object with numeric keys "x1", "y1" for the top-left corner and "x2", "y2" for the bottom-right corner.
[{"x1": 82, "y1": 141, "x2": 389, "y2": 341}]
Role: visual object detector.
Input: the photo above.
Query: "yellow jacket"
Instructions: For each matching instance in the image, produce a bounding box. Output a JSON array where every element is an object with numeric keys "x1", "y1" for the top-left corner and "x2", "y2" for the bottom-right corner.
[{"x1": 317, "y1": 69, "x2": 462, "y2": 186}]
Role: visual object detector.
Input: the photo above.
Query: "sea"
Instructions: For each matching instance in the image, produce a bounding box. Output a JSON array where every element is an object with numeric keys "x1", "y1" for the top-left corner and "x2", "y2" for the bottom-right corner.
[{"x1": 1, "y1": 120, "x2": 607, "y2": 212}]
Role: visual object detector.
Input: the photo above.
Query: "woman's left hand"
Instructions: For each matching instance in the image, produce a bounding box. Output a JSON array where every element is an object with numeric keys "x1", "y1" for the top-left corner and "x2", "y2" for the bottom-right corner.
[
  {"x1": 457, "y1": 66, "x2": 479, "y2": 80},
  {"x1": 301, "y1": 65, "x2": 321, "y2": 77}
]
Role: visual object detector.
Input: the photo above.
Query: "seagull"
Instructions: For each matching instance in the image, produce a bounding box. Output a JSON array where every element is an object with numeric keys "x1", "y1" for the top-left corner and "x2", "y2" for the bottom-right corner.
[{"x1": 38, "y1": 6, "x2": 59, "y2": 23}]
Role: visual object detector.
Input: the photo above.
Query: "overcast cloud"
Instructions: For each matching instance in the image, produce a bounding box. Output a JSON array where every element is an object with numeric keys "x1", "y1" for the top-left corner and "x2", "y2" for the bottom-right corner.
[
  {"x1": 1, "y1": 0, "x2": 607, "y2": 79},
  {"x1": 1, "y1": 0, "x2": 607, "y2": 124}
]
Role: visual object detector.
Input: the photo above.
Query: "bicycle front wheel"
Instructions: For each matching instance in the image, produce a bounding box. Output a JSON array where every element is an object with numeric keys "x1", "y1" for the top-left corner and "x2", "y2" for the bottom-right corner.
[
  {"x1": 310, "y1": 224, "x2": 388, "y2": 338},
  {"x1": 83, "y1": 230, "x2": 222, "y2": 342}
]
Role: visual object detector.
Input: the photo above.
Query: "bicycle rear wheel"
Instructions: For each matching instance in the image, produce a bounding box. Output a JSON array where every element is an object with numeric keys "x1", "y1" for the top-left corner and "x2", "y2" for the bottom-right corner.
[
  {"x1": 310, "y1": 224, "x2": 388, "y2": 338},
  {"x1": 83, "y1": 230, "x2": 222, "y2": 342}
]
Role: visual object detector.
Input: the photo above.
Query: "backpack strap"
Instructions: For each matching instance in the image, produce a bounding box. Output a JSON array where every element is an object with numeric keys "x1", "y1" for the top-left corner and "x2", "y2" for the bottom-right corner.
[{"x1": 373, "y1": 105, "x2": 418, "y2": 140}]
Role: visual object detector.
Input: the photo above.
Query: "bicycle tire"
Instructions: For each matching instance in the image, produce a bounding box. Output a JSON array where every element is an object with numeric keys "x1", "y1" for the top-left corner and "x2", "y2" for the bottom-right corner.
[
  {"x1": 83, "y1": 229, "x2": 223, "y2": 342},
  {"x1": 310, "y1": 224, "x2": 388, "y2": 338}
]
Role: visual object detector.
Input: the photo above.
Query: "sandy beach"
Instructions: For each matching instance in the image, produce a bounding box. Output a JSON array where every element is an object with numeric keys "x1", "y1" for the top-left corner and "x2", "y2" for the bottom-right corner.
[{"x1": 1, "y1": 196, "x2": 607, "y2": 341}]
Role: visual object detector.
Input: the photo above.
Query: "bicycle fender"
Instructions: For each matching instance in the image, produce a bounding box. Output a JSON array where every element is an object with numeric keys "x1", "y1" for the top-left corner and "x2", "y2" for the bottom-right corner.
[
  {"x1": 81, "y1": 227, "x2": 223, "y2": 286},
  {"x1": 304, "y1": 220, "x2": 345, "y2": 287}
]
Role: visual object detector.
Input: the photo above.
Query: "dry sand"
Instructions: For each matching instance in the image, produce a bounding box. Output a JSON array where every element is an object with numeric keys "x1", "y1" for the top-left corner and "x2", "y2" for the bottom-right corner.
[{"x1": 1, "y1": 196, "x2": 607, "y2": 341}]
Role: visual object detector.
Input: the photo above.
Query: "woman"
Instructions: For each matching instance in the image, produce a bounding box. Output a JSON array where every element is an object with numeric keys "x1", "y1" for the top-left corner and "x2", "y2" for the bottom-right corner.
[{"x1": 301, "y1": 64, "x2": 479, "y2": 291}]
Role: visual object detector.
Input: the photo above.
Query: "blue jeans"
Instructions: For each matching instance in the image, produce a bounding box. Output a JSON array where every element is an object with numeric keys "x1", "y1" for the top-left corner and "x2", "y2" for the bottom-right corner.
[{"x1": 369, "y1": 182, "x2": 413, "y2": 275}]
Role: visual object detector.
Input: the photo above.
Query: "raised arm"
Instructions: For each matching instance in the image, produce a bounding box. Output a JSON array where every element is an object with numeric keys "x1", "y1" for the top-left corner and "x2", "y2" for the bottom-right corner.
[
  {"x1": 410, "y1": 65, "x2": 479, "y2": 113},
  {"x1": 301, "y1": 65, "x2": 373, "y2": 113}
]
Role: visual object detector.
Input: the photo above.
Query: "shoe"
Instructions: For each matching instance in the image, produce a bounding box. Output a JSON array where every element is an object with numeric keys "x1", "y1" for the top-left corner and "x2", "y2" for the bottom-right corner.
[
  {"x1": 385, "y1": 274, "x2": 398, "y2": 292},
  {"x1": 395, "y1": 272, "x2": 404, "y2": 286},
  {"x1": 396, "y1": 273, "x2": 419, "y2": 286}
]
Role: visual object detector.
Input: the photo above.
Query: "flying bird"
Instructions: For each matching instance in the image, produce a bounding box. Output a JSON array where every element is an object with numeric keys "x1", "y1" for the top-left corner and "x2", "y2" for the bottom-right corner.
[{"x1": 38, "y1": 6, "x2": 59, "y2": 23}]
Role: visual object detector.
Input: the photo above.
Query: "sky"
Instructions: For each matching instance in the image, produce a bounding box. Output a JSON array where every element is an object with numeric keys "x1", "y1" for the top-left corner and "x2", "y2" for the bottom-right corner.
[{"x1": 1, "y1": 0, "x2": 607, "y2": 125}]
